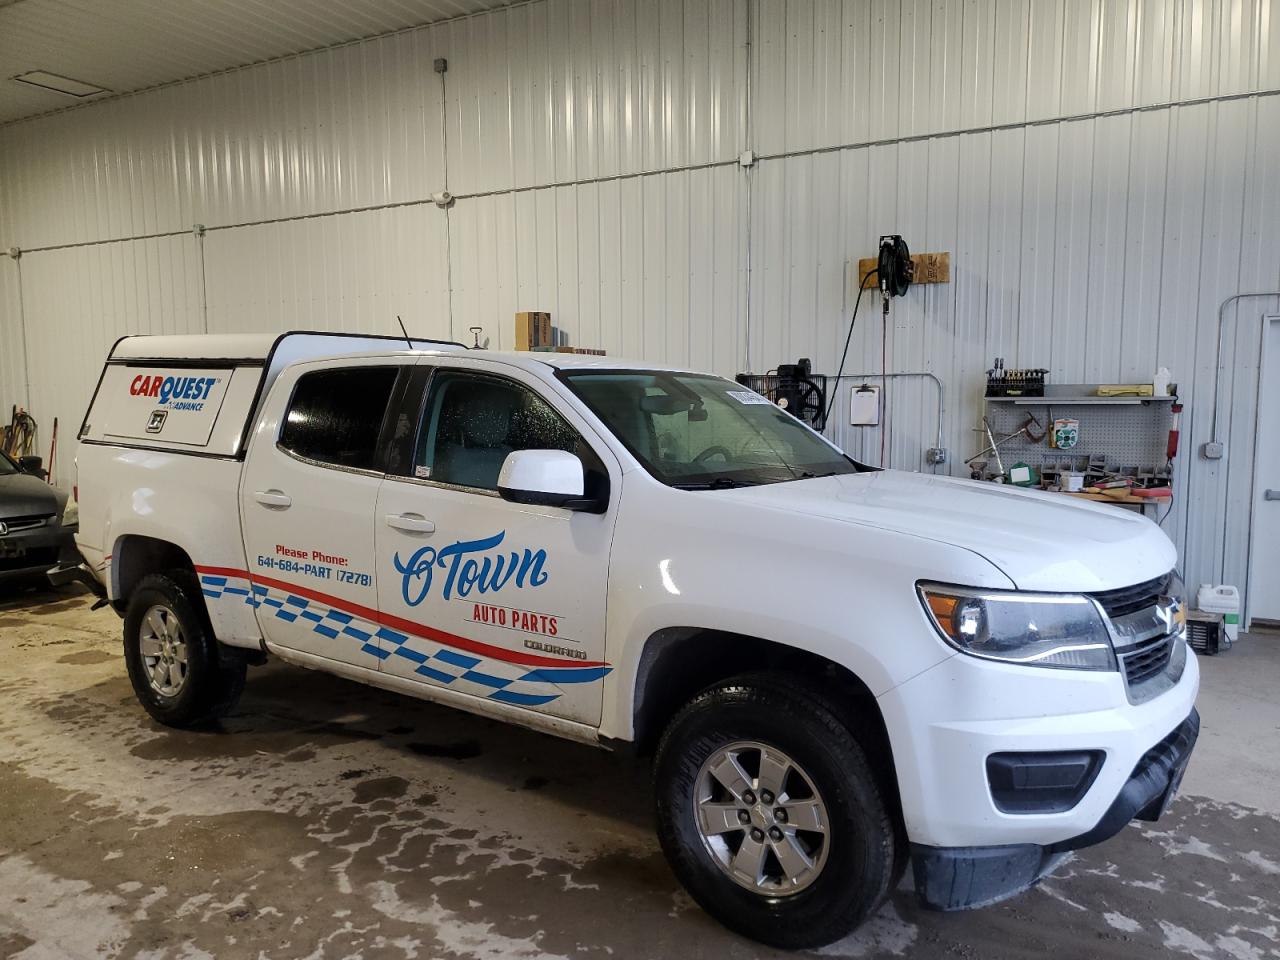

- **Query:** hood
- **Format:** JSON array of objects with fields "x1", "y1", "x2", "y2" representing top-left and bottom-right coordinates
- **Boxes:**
[
  {"x1": 0, "y1": 472, "x2": 61, "y2": 520},
  {"x1": 721, "y1": 470, "x2": 1176, "y2": 593}
]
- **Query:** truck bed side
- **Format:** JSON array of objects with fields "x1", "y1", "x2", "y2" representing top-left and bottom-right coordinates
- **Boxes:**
[{"x1": 75, "y1": 442, "x2": 262, "y2": 649}]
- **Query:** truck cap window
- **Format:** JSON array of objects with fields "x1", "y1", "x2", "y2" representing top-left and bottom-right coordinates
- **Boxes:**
[
  {"x1": 416, "y1": 371, "x2": 585, "y2": 492},
  {"x1": 562, "y1": 371, "x2": 857, "y2": 488},
  {"x1": 279, "y1": 366, "x2": 398, "y2": 471}
]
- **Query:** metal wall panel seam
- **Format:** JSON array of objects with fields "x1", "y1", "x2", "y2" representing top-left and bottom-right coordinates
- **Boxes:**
[
  {"x1": 751, "y1": 85, "x2": 1280, "y2": 164},
  {"x1": 12, "y1": 228, "x2": 196, "y2": 256},
  {"x1": 11, "y1": 254, "x2": 30, "y2": 409},
  {"x1": 742, "y1": 0, "x2": 755, "y2": 371},
  {"x1": 438, "y1": 60, "x2": 456, "y2": 341},
  {"x1": 2, "y1": 157, "x2": 747, "y2": 256},
  {"x1": 1212, "y1": 94, "x2": 1264, "y2": 592},
  {"x1": 197, "y1": 230, "x2": 210, "y2": 333}
]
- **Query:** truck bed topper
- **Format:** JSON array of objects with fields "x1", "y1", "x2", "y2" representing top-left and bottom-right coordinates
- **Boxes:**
[{"x1": 79, "y1": 330, "x2": 466, "y2": 460}]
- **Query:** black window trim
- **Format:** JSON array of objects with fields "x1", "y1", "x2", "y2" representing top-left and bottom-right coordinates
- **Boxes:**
[
  {"x1": 275, "y1": 362, "x2": 410, "y2": 478},
  {"x1": 384, "y1": 364, "x2": 611, "y2": 509}
]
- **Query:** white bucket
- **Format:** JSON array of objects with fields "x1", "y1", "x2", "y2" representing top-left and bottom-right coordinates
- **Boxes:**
[{"x1": 1197, "y1": 584, "x2": 1241, "y2": 645}]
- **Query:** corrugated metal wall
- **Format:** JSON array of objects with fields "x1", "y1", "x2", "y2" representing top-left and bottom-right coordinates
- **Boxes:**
[{"x1": 0, "y1": 0, "x2": 1277, "y2": 614}]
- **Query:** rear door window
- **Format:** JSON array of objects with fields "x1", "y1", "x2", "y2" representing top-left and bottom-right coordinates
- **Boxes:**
[{"x1": 278, "y1": 367, "x2": 399, "y2": 471}]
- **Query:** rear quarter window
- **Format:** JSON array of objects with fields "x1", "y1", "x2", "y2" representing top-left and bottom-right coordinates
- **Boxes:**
[{"x1": 278, "y1": 367, "x2": 399, "y2": 471}]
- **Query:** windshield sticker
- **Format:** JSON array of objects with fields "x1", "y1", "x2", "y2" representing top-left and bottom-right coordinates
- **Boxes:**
[{"x1": 726, "y1": 389, "x2": 773, "y2": 405}]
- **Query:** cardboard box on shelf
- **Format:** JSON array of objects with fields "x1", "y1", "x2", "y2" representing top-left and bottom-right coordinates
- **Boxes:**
[{"x1": 515, "y1": 311, "x2": 552, "y2": 351}]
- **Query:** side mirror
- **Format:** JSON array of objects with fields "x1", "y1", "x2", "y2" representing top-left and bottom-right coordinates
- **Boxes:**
[
  {"x1": 18, "y1": 456, "x2": 46, "y2": 479},
  {"x1": 498, "y1": 450, "x2": 599, "y2": 511}
]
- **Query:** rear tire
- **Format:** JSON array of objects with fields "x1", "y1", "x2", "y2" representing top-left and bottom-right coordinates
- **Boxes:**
[
  {"x1": 654, "y1": 674, "x2": 897, "y2": 949},
  {"x1": 123, "y1": 572, "x2": 245, "y2": 727}
]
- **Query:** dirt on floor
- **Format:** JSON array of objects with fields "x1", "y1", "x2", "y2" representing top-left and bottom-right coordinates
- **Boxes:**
[{"x1": 0, "y1": 583, "x2": 1278, "y2": 960}]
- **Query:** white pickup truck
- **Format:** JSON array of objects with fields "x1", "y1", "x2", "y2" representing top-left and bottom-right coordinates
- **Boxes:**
[{"x1": 70, "y1": 331, "x2": 1199, "y2": 949}]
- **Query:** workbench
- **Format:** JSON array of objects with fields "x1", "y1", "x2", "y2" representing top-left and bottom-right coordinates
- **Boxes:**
[{"x1": 1058, "y1": 490, "x2": 1172, "y2": 518}]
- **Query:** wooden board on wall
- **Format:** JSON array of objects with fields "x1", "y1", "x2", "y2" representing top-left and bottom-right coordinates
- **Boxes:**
[{"x1": 857, "y1": 251, "x2": 950, "y2": 287}]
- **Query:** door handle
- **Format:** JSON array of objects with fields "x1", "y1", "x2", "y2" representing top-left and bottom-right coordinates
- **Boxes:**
[
  {"x1": 1266, "y1": 489, "x2": 1280, "y2": 502},
  {"x1": 386, "y1": 513, "x2": 436, "y2": 534},
  {"x1": 254, "y1": 489, "x2": 292, "y2": 508}
]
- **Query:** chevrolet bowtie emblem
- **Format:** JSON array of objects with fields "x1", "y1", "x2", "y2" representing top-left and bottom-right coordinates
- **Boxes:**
[{"x1": 1157, "y1": 597, "x2": 1184, "y2": 631}]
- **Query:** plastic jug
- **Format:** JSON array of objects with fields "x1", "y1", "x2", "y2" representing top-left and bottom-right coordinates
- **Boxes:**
[
  {"x1": 1154, "y1": 366, "x2": 1172, "y2": 396},
  {"x1": 1197, "y1": 584, "x2": 1241, "y2": 645}
]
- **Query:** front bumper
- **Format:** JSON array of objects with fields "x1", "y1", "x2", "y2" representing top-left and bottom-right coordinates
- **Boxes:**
[
  {"x1": 911, "y1": 708, "x2": 1199, "y2": 910},
  {"x1": 877, "y1": 633, "x2": 1199, "y2": 909},
  {"x1": 0, "y1": 520, "x2": 76, "y2": 582}
]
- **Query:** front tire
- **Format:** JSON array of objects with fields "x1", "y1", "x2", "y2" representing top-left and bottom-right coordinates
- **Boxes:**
[
  {"x1": 123, "y1": 572, "x2": 246, "y2": 727},
  {"x1": 654, "y1": 675, "x2": 897, "y2": 949}
]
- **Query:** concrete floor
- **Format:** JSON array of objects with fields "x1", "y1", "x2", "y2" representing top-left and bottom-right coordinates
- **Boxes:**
[{"x1": 0, "y1": 584, "x2": 1277, "y2": 960}]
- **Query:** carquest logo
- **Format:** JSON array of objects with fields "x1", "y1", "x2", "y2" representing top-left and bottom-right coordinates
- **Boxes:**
[
  {"x1": 129, "y1": 374, "x2": 219, "y2": 411},
  {"x1": 129, "y1": 374, "x2": 219, "y2": 404}
]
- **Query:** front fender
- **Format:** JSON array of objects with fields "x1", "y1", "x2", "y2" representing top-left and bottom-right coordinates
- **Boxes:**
[{"x1": 598, "y1": 480, "x2": 1014, "y2": 742}]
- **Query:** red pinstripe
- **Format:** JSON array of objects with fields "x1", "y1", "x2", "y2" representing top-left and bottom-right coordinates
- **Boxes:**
[{"x1": 195, "y1": 565, "x2": 608, "y2": 669}]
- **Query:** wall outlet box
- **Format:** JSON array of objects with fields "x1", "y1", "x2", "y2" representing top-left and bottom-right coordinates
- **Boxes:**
[
  {"x1": 926, "y1": 447, "x2": 948, "y2": 465},
  {"x1": 1201, "y1": 441, "x2": 1225, "y2": 460}
]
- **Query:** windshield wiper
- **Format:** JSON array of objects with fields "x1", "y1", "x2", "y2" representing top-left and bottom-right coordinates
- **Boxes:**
[{"x1": 671, "y1": 477, "x2": 758, "y2": 490}]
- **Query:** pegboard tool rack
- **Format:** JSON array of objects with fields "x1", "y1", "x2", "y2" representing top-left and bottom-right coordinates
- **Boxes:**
[{"x1": 974, "y1": 384, "x2": 1177, "y2": 486}]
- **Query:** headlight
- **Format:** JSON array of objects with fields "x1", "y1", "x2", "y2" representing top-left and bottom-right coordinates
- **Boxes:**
[
  {"x1": 918, "y1": 583, "x2": 1116, "y2": 671},
  {"x1": 60, "y1": 498, "x2": 78, "y2": 527}
]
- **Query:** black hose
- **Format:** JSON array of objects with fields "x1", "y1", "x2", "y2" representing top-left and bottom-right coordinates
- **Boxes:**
[{"x1": 824, "y1": 268, "x2": 878, "y2": 427}]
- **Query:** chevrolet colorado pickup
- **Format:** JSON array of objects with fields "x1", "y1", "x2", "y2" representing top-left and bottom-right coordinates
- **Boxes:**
[{"x1": 71, "y1": 331, "x2": 1198, "y2": 949}]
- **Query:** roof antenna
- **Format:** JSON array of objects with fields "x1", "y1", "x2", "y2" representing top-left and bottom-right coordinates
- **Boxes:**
[{"x1": 396, "y1": 315, "x2": 412, "y2": 350}]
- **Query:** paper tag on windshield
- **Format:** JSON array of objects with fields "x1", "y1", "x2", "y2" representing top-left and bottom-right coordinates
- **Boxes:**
[{"x1": 726, "y1": 390, "x2": 773, "y2": 405}]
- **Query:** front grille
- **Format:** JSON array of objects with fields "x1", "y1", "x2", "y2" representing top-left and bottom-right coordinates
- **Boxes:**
[
  {"x1": 0, "y1": 514, "x2": 52, "y2": 534},
  {"x1": 1090, "y1": 572, "x2": 1173, "y2": 619},
  {"x1": 1119, "y1": 632, "x2": 1175, "y2": 685}
]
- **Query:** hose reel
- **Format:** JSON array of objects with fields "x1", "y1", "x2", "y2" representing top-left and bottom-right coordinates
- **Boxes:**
[
  {"x1": 825, "y1": 234, "x2": 916, "y2": 429},
  {"x1": 877, "y1": 235, "x2": 913, "y2": 298}
]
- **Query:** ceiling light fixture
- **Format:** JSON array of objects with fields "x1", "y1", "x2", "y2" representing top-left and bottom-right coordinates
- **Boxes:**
[{"x1": 12, "y1": 70, "x2": 109, "y2": 98}]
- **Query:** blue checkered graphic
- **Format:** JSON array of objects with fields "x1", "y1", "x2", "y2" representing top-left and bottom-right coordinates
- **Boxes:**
[{"x1": 199, "y1": 571, "x2": 610, "y2": 708}]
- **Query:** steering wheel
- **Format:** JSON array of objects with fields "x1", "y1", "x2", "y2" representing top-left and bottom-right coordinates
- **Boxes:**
[{"x1": 693, "y1": 445, "x2": 733, "y2": 465}]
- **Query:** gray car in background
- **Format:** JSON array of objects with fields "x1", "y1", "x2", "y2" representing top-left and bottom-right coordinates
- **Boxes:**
[{"x1": 0, "y1": 451, "x2": 77, "y2": 587}]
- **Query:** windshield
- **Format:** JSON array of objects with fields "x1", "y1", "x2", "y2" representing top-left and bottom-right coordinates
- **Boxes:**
[
  {"x1": 0, "y1": 451, "x2": 17, "y2": 476},
  {"x1": 561, "y1": 370, "x2": 860, "y2": 488}
]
